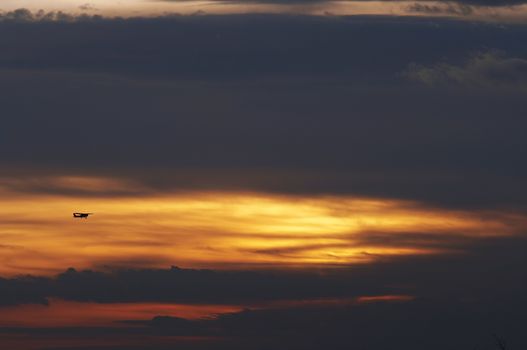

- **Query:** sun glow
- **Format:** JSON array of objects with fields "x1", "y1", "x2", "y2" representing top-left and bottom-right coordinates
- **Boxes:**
[{"x1": 0, "y1": 177, "x2": 523, "y2": 275}]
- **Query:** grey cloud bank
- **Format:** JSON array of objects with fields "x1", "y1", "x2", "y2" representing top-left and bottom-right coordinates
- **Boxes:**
[{"x1": 1, "y1": 14, "x2": 526, "y2": 209}]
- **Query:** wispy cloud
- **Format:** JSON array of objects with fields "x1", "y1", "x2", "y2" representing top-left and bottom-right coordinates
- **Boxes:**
[
  {"x1": 406, "y1": 2, "x2": 474, "y2": 16},
  {"x1": 403, "y1": 51, "x2": 527, "y2": 90}
]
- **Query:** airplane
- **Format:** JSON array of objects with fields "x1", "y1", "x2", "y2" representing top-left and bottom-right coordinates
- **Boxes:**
[{"x1": 73, "y1": 213, "x2": 93, "y2": 219}]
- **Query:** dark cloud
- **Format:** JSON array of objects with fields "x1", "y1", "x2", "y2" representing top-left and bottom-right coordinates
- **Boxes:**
[
  {"x1": 9, "y1": 266, "x2": 390, "y2": 304},
  {"x1": 141, "y1": 300, "x2": 527, "y2": 350},
  {"x1": 0, "y1": 176, "x2": 149, "y2": 198},
  {"x1": 159, "y1": 0, "x2": 527, "y2": 8},
  {"x1": 2, "y1": 13, "x2": 525, "y2": 80},
  {"x1": 0, "y1": 14, "x2": 526, "y2": 209},
  {"x1": 0, "y1": 276, "x2": 49, "y2": 306},
  {"x1": 404, "y1": 51, "x2": 527, "y2": 89},
  {"x1": 440, "y1": 0, "x2": 527, "y2": 6},
  {"x1": 3, "y1": 285, "x2": 527, "y2": 350},
  {"x1": 0, "y1": 13, "x2": 524, "y2": 218},
  {"x1": 0, "y1": 9, "x2": 102, "y2": 22},
  {"x1": 407, "y1": 2, "x2": 474, "y2": 15}
]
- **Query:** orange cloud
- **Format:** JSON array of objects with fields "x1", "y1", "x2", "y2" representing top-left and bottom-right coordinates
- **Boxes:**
[
  {"x1": 0, "y1": 176, "x2": 524, "y2": 276},
  {"x1": 0, "y1": 299, "x2": 240, "y2": 327}
]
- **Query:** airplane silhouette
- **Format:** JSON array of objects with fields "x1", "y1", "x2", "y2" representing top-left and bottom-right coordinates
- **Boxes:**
[{"x1": 73, "y1": 213, "x2": 93, "y2": 219}]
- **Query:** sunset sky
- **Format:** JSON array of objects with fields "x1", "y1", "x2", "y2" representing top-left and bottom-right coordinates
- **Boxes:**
[{"x1": 1, "y1": 1, "x2": 527, "y2": 350}]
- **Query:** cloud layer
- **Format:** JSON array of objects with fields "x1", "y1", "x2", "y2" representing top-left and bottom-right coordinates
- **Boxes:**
[
  {"x1": 0, "y1": 11, "x2": 526, "y2": 350},
  {"x1": 1, "y1": 233, "x2": 525, "y2": 305},
  {"x1": 0, "y1": 14, "x2": 526, "y2": 210},
  {"x1": 1, "y1": 235, "x2": 526, "y2": 349}
]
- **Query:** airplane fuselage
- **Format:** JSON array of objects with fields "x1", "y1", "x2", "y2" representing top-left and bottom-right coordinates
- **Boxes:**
[{"x1": 73, "y1": 213, "x2": 92, "y2": 218}]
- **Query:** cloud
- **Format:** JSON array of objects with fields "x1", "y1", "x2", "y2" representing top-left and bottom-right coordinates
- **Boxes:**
[
  {"x1": 79, "y1": 3, "x2": 98, "y2": 12},
  {"x1": 0, "y1": 235, "x2": 525, "y2": 348},
  {"x1": 0, "y1": 9, "x2": 525, "y2": 350},
  {"x1": 0, "y1": 235, "x2": 525, "y2": 306},
  {"x1": 0, "y1": 14, "x2": 526, "y2": 210},
  {"x1": 2, "y1": 291, "x2": 527, "y2": 349},
  {"x1": 0, "y1": 175, "x2": 149, "y2": 197},
  {"x1": 0, "y1": 276, "x2": 49, "y2": 306},
  {"x1": 159, "y1": 0, "x2": 527, "y2": 7},
  {"x1": 0, "y1": 267, "x2": 382, "y2": 306},
  {"x1": 403, "y1": 51, "x2": 527, "y2": 89},
  {"x1": 0, "y1": 9, "x2": 102, "y2": 22},
  {"x1": 445, "y1": 0, "x2": 527, "y2": 6},
  {"x1": 407, "y1": 2, "x2": 474, "y2": 15},
  {"x1": 140, "y1": 296, "x2": 527, "y2": 350},
  {"x1": 241, "y1": 231, "x2": 479, "y2": 258},
  {"x1": 1, "y1": 12, "x2": 525, "y2": 80}
]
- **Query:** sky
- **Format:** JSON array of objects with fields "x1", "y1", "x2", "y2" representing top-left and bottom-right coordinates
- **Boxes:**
[{"x1": 0, "y1": 1, "x2": 527, "y2": 350}]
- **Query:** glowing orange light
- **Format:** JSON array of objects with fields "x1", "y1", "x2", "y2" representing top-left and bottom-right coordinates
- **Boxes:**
[{"x1": 0, "y1": 177, "x2": 524, "y2": 275}]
